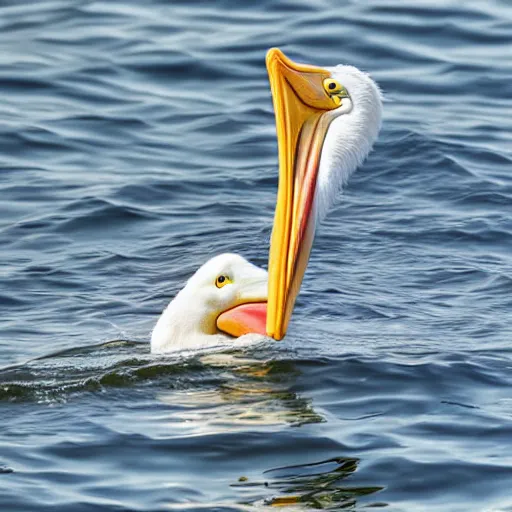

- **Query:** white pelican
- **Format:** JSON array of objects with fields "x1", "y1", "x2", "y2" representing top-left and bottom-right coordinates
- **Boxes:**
[{"x1": 151, "y1": 48, "x2": 382, "y2": 353}]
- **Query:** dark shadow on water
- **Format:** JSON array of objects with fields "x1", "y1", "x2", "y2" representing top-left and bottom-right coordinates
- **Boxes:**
[
  {"x1": 0, "y1": 339, "x2": 155, "y2": 403},
  {"x1": 233, "y1": 457, "x2": 385, "y2": 509}
]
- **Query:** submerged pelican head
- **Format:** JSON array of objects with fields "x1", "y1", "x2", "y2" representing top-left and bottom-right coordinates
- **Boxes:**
[
  {"x1": 151, "y1": 253, "x2": 267, "y2": 352},
  {"x1": 151, "y1": 49, "x2": 382, "y2": 352}
]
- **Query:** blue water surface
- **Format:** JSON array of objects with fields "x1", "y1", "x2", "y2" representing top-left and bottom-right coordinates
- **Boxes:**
[{"x1": 1, "y1": 0, "x2": 512, "y2": 510}]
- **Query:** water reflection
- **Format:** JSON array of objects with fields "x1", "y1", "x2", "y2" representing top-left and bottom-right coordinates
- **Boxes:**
[
  {"x1": 157, "y1": 354, "x2": 384, "y2": 508},
  {"x1": 158, "y1": 353, "x2": 324, "y2": 432}
]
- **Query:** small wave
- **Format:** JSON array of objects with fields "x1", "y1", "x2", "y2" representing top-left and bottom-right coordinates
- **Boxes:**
[
  {"x1": 0, "y1": 338, "x2": 273, "y2": 403},
  {"x1": 56, "y1": 197, "x2": 158, "y2": 234}
]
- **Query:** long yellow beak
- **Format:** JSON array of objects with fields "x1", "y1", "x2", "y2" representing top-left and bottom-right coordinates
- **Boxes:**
[{"x1": 265, "y1": 48, "x2": 346, "y2": 340}]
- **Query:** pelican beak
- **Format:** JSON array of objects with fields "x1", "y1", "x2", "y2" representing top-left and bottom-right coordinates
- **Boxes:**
[
  {"x1": 265, "y1": 48, "x2": 345, "y2": 340},
  {"x1": 217, "y1": 302, "x2": 267, "y2": 338}
]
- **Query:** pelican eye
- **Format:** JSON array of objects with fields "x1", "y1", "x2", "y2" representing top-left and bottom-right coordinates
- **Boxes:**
[
  {"x1": 323, "y1": 78, "x2": 349, "y2": 106},
  {"x1": 323, "y1": 78, "x2": 342, "y2": 94},
  {"x1": 215, "y1": 275, "x2": 232, "y2": 288}
]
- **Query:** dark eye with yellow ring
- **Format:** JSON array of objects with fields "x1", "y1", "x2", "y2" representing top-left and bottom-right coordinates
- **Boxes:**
[
  {"x1": 215, "y1": 275, "x2": 231, "y2": 288},
  {"x1": 323, "y1": 78, "x2": 342, "y2": 94},
  {"x1": 323, "y1": 78, "x2": 349, "y2": 107}
]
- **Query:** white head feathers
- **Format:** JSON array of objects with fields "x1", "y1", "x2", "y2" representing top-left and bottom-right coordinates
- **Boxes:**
[{"x1": 316, "y1": 65, "x2": 383, "y2": 221}]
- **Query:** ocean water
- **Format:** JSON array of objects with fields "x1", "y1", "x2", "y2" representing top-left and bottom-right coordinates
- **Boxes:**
[{"x1": 1, "y1": 0, "x2": 512, "y2": 510}]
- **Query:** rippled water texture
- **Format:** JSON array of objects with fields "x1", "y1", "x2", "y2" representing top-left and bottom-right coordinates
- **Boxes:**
[{"x1": 1, "y1": 1, "x2": 512, "y2": 510}]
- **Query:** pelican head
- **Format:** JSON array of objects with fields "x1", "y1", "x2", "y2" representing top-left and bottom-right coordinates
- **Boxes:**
[
  {"x1": 266, "y1": 48, "x2": 382, "y2": 340},
  {"x1": 151, "y1": 253, "x2": 268, "y2": 352}
]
